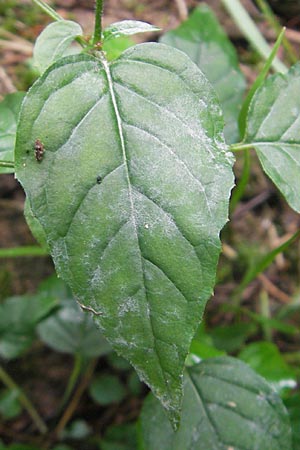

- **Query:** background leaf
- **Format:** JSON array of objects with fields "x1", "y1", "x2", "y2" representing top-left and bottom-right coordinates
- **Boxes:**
[
  {"x1": 244, "y1": 63, "x2": 300, "y2": 212},
  {"x1": 160, "y1": 5, "x2": 246, "y2": 144},
  {"x1": 0, "y1": 292, "x2": 57, "y2": 360},
  {"x1": 238, "y1": 341, "x2": 297, "y2": 393},
  {"x1": 0, "y1": 92, "x2": 25, "y2": 173},
  {"x1": 15, "y1": 44, "x2": 234, "y2": 426},
  {"x1": 89, "y1": 374, "x2": 126, "y2": 405},
  {"x1": 139, "y1": 356, "x2": 292, "y2": 450},
  {"x1": 33, "y1": 20, "x2": 83, "y2": 74},
  {"x1": 37, "y1": 297, "x2": 111, "y2": 358}
]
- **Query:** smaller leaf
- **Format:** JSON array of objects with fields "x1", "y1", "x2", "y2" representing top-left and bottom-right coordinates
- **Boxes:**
[
  {"x1": 33, "y1": 20, "x2": 83, "y2": 73},
  {"x1": 210, "y1": 322, "x2": 257, "y2": 352},
  {"x1": 100, "y1": 423, "x2": 138, "y2": 450},
  {"x1": 60, "y1": 419, "x2": 91, "y2": 440},
  {"x1": 0, "y1": 293, "x2": 58, "y2": 359},
  {"x1": 103, "y1": 20, "x2": 160, "y2": 42},
  {"x1": 0, "y1": 388, "x2": 22, "y2": 419},
  {"x1": 89, "y1": 374, "x2": 126, "y2": 405},
  {"x1": 0, "y1": 92, "x2": 25, "y2": 174},
  {"x1": 238, "y1": 341, "x2": 297, "y2": 393},
  {"x1": 243, "y1": 63, "x2": 300, "y2": 212},
  {"x1": 139, "y1": 356, "x2": 292, "y2": 450},
  {"x1": 37, "y1": 298, "x2": 111, "y2": 358}
]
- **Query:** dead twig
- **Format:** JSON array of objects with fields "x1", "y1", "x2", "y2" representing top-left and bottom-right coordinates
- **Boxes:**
[
  {"x1": 258, "y1": 273, "x2": 291, "y2": 304},
  {"x1": 174, "y1": 0, "x2": 188, "y2": 21}
]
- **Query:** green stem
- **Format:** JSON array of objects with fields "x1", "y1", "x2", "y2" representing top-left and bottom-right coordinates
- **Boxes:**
[
  {"x1": 0, "y1": 246, "x2": 49, "y2": 258},
  {"x1": 0, "y1": 160, "x2": 14, "y2": 169},
  {"x1": 32, "y1": 0, "x2": 63, "y2": 21},
  {"x1": 58, "y1": 353, "x2": 83, "y2": 412},
  {"x1": 238, "y1": 27, "x2": 286, "y2": 137},
  {"x1": 256, "y1": 0, "x2": 298, "y2": 64},
  {"x1": 230, "y1": 149, "x2": 250, "y2": 213},
  {"x1": 93, "y1": 0, "x2": 104, "y2": 45},
  {"x1": 220, "y1": 0, "x2": 287, "y2": 73},
  {"x1": 0, "y1": 365, "x2": 48, "y2": 434},
  {"x1": 230, "y1": 142, "x2": 254, "y2": 152}
]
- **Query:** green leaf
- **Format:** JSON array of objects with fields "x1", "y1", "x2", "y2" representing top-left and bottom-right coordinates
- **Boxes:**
[
  {"x1": 103, "y1": 21, "x2": 160, "y2": 42},
  {"x1": 37, "y1": 298, "x2": 111, "y2": 358},
  {"x1": 33, "y1": 20, "x2": 83, "y2": 74},
  {"x1": 238, "y1": 341, "x2": 297, "y2": 393},
  {"x1": 0, "y1": 293, "x2": 58, "y2": 359},
  {"x1": 284, "y1": 393, "x2": 300, "y2": 450},
  {"x1": 210, "y1": 322, "x2": 257, "y2": 352},
  {"x1": 0, "y1": 92, "x2": 25, "y2": 173},
  {"x1": 15, "y1": 44, "x2": 234, "y2": 426},
  {"x1": 243, "y1": 63, "x2": 300, "y2": 212},
  {"x1": 103, "y1": 36, "x2": 135, "y2": 61},
  {"x1": 0, "y1": 388, "x2": 22, "y2": 419},
  {"x1": 89, "y1": 374, "x2": 126, "y2": 405},
  {"x1": 60, "y1": 419, "x2": 91, "y2": 440},
  {"x1": 100, "y1": 423, "x2": 138, "y2": 450},
  {"x1": 160, "y1": 5, "x2": 246, "y2": 144},
  {"x1": 139, "y1": 357, "x2": 292, "y2": 450}
]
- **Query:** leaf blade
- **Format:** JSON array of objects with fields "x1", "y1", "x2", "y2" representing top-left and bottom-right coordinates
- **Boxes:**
[
  {"x1": 15, "y1": 44, "x2": 234, "y2": 425},
  {"x1": 140, "y1": 357, "x2": 292, "y2": 450},
  {"x1": 244, "y1": 63, "x2": 300, "y2": 212},
  {"x1": 103, "y1": 20, "x2": 160, "y2": 41}
]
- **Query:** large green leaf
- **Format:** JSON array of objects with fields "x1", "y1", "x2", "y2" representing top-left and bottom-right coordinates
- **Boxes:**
[
  {"x1": 139, "y1": 357, "x2": 292, "y2": 450},
  {"x1": 160, "y1": 5, "x2": 246, "y2": 144},
  {"x1": 0, "y1": 92, "x2": 25, "y2": 173},
  {"x1": 243, "y1": 63, "x2": 300, "y2": 212},
  {"x1": 15, "y1": 44, "x2": 234, "y2": 425}
]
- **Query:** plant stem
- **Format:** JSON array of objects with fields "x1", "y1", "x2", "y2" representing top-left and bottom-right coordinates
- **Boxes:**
[
  {"x1": 93, "y1": 0, "x2": 104, "y2": 45},
  {"x1": 238, "y1": 27, "x2": 286, "y2": 137},
  {"x1": 58, "y1": 353, "x2": 83, "y2": 413},
  {"x1": 0, "y1": 246, "x2": 49, "y2": 258},
  {"x1": 256, "y1": 0, "x2": 298, "y2": 64},
  {"x1": 0, "y1": 160, "x2": 14, "y2": 168},
  {"x1": 55, "y1": 359, "x2": 97, "y2": 437},
  {"x1": 0, "y1": 365, "x2": 48, "y2": 434},
  {"x1": 230, "y1": 142, "x2": 254, "y2": 152},
  {"x1": 31, "y1": 0, "x2": 63, "y2": 21},
  {"x1": 230, "y1": 149, "x2": 250, "y2": 213},
  {"x1": 220, "y1": 0, "x2": 287, "y2": 73}
]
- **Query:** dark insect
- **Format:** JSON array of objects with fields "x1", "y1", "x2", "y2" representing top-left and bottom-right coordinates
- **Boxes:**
[
  {"x1": 96, "y1": 175, "x2": 102, "y2": 184},
  {"x1": 34, "y1": 139, "x2": 44, "y2": 162}
]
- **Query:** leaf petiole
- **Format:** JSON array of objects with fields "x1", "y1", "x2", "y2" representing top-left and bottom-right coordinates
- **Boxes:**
[{"x1": 0, "y1": 160, "x2": 14, "y2": 168}]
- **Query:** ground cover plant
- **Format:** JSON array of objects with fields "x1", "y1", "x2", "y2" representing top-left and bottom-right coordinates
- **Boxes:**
[{"x1": 0, "y1": 0, "x2": 300, "y2": 448}]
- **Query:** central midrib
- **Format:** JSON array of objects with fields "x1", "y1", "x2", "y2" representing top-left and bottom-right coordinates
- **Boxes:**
[{"x1": 100, "y1": 54, "x2": 173, "y2": 394}]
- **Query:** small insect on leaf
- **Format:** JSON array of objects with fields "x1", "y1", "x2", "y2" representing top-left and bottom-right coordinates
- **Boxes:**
[{"x1": 34, "y1": 139, "x2": 45, "y2": 162}]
